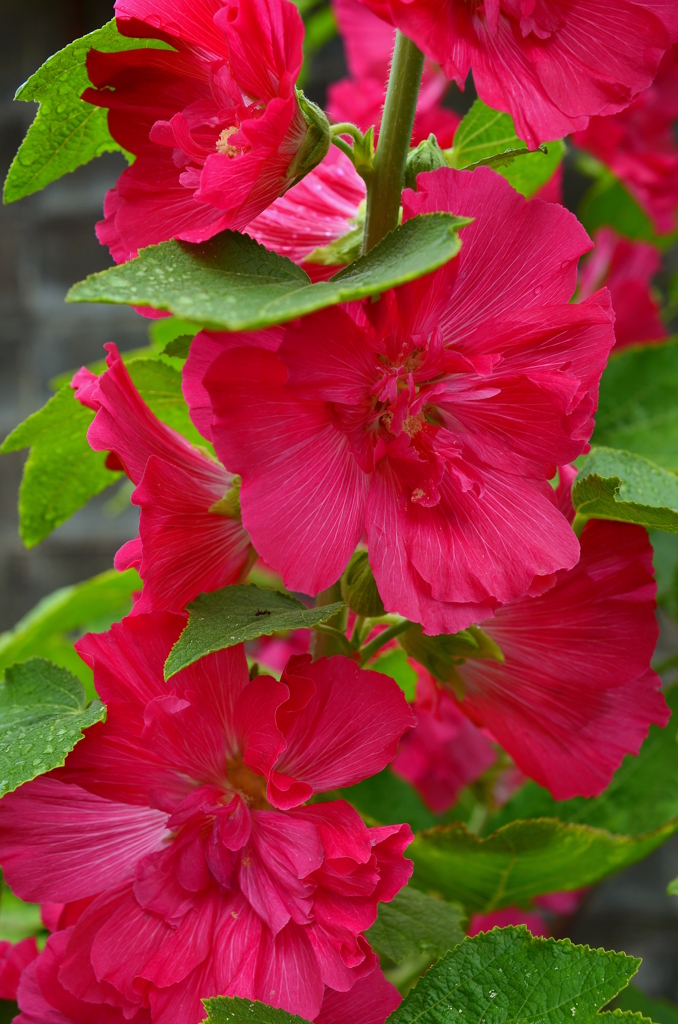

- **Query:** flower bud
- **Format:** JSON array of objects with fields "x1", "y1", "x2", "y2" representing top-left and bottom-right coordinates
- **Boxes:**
[
  {"x1": 288, "y1": 92, "x2": 332, "y2": 188},
  {"x1": 403, "y1": 134, "x2": 447, "y2": 192},
  {"x1": 341, "y1": 550, "x2": 385, "y2": 617}
]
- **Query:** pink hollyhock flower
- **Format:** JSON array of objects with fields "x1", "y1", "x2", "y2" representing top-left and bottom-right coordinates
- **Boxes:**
[
  {"x1": 354, "y1": 0, "x2": 678, "y2": 149},
  {"x1": 451, "y1": 465, "x2": 669, "y2": 799},
  {"x1": 327, "y1": 0, "x2": 459, "y2": 147},
  {"x1": 199, "y1": 167, "x2": 614, "y2": 634},
  {"x1": 578, "y1": 228, "x2": 668, "y2": 351},
  {"x1": 84, "y1": 0, "x2": 327, "y2": 263},
  {"x1": 468, "y1": 908, "x2": 549, "y2": 938},
  {"x1": 392, "y1": 670, "x2": 496, "y2": 812},
  {"x1": 0, "y1": 936, "x2": 39, "y2": 1001},
  {"x1": 574, "y1": 45, "x2": 678, "y2": 233},
  {"x1": 72, "y1": 343, "x2": 252, "y2": 614},
  {"x1": 0, "y1": 614, "x2": 414, "y2": 1023}
]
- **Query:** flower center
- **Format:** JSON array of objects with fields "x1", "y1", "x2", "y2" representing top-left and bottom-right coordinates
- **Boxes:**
[
  {"x1": 402, "y1": 411, "x2": 425, "y2": 437},
  {"x1": 216, "y1": 126, "x2": 240, "y2": 157},
  {"x1": 226, "y1": 757, "x2": 271, "y2": 809}
]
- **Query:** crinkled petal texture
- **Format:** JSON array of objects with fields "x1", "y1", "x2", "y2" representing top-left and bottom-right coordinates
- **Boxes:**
[
  {"x1": 392, "y1": 671, "x2": 496, "y2": 812},
  {"x1": 0, "y1": 613, "x2": 414, "y2": 1023},
  {"x1": 202, "y1": 168, "x2": 614, "y2": 634},
  {"x1": 456, "y1": 510, "x2": 669, "y2": 799},
  {"x1": 578, "y1": 228, "x2": 668, "y2": 350},
  {"x1": 355, "y1": 0, "x2": 678, "y2": 148},
  {"x1": 574, "y1": 44, "x2": 678, "y2": 233},
  {"x1": 73, "y1": 344, "x2": 251, "y2": 615},
  {"x1": 85, "y1": 0, "x2": 308, "y2": 261}
]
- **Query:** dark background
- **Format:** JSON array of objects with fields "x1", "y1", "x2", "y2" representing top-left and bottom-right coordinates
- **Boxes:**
[{"x1": 1, "y1": 0, "x2": 678, "y2": 1001}]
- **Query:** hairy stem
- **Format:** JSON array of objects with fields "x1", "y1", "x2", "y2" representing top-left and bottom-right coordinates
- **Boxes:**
[{"x1": 362, "y1": 31, "x2": 425, "y2": 253}]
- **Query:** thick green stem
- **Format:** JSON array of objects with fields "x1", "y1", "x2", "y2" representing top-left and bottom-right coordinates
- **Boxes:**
[
  {"x1": 311, "y1": 582, "x2": 348, "y2": 659},
  {"x1": 362, "y1": 32, "x2": 425, "y2": 253}
]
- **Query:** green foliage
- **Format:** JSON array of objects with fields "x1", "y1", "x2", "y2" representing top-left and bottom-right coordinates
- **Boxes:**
[
  {"x1": 447, "y1": 100, "x2": 565, "y2": 198},
  {"x1": 4, "y1": 20, "x2": 171, "y2": 203},
  {"x1": 613, "y1": 986, "x2": 678, "y2": 1024},
  {"x1": 366, "y1": 886, "x2": 465, "y2": 966},
  {"x1": 578, "y1": 170, "x2": 678, "y2": 251},
  {"x1": 341, "y1": 550, "x2": 385, "y2": 617},
  {"x1": 126, "y1": 357, "x2": 209, "y2": 449},
  {"x1": 0, "y1": 888, "x2": 43, "y2": 943},
  {"x1": 371, "y1": 648, "x2": 418, "y2": 701},
  {"x1": 327, "y1": 767, "x2": 443, "y2": 832},
  {"x1": 203, "y1": 996, "x2": 306, "y2": 1024},
  {"x1": 409, "y1": 816, "x2": 678, "y2": 913},
  {"x1": 1, "y1": 385, "x2": 120, "y2": 547},
  {"x1": 389, "y1": 927, "x2": 639, "y2": 1024},
  {"x1": 593, "y1": 339, "x2": 678, "y2": 469},
  {"x1": 66, "y1": 214, "x2": 470, "y2": 330},
  {"x1": 490, "y1": 688, "x2": 678, "y2": 837},
  {"x1": 398, "y1": 624, "x2": 503, "y2": 687},
  {"x1": 0, "y1": 568, "x2": 140, "y2": 691},
  {"x1": 0, "y1": 659, "x2": 104, "y2": 796},
  {"x1": 572, "y1": 447, "x2": 678, "y2": 533},
  {"x1": 165, "y1": 585, "x2": 344, "y2": 678}
]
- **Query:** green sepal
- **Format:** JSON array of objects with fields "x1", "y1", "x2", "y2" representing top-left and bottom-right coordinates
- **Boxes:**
[
  {"x1": 341, "y1": 550, "x2": 385, "y2": 617},
  {"x1": 398, "y1": 623, "x2": 503, "y2": 693},
  {"x1": 288, "y1": 92, "x2": 331, "y2": 187},
  {"x1": 404, "y1": 134, "x2": 447, "y2": 191}
]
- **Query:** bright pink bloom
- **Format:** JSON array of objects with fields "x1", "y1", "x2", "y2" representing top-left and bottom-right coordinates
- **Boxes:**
[
  {"x1": 327, "y1": 0, "x2": 459, "y2": 147},
  {"x1": 72, "y1": 343, "x2": 251, "y2": 615},
  {"x1": 0, "y1": 614, "x2": 414, "y2": 1023},
  {"x1": 574, "y1": 45, "x2": 678, "y2": 233},
  {"x1": 452, "y1": 465, "x2": 669, "y2": 799},
  {"x1": 392, "y1": 671, "x2": 496, "y2": 812},
  {"x1": 468, "y1": 908, "x2": 549, "y2": 938},
  {"x1": 355, "y1": 0, "x2": 678, "y2": 149},
  {"x1": 84, "y1": 0, "x2": 316, "y2": 262},
  {"x1": 578, "y1": 228, "x2": 668, "y2": 350},
  {"x1": 0, "y1": 937, "x2": 39, "y2": 1001},
  {"x1": 199, "y1": 167, "x2": 614, "y2": 634}
]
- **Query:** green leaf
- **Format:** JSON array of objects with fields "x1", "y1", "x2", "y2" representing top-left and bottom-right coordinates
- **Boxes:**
[
  {"x1": 447, "y1": 100, "x2": 565, "y2": 198},
  {"x1": 203, "y1": 996, "x2": 306, "y2": 1024},
  {"x1": 0, "y1": 659, "x2": 104, "y2": 796},
  {"x1": 572, "y1": 447, "x2": 678, "y2": 533},
  {"x1": 66, "y1": 214, "x2": 470, "y2": 330},
  {"x1": 162, "y1": 334, "x2": 195, "y2": 359},
  {"x1": 389, "y1": 926, "x2": 639, "y2": 1024},
  {"x1": 613, "y1": 985, "x2": 678, "y2": 1024},
  {"x1": 366, "y1": 886, "x2": 465, "y2": 966},
  {"x1": 0, "y1": 568, "x2": 140, "y2": 683},
  {"x1": 593, "y1": 338, "x2": 678, "y2": 469},
  {"x1": 489, "y1": 687, "x2": 678, "y2": 838},
  {"x1": 371, "y1": 649, "x2": 418, "y2": 701},
  {"x1": 409, "y1": 815, "x2": 678, "y2": 914},
  {"x1": 1, "y1": 385, "x2": 120, "y2": 547},
  {"x1": 0, "y1": 888, "x2": 43, "y2": 943},
  {"x1": 578, "y1": 170, "x2": 678, "y2": 251},
  {"x1": 4, "y1": 20, "x2": 171, "y2": 203},
  {"x1": 165, "y1": 584, "x2": 344, "y2": 678},
  {"x1": 126, "y1": 357, "x2": 210, "y2": 449},
  {"x1": 322, "y1": 766, "x2": 444, "y2": 833}
]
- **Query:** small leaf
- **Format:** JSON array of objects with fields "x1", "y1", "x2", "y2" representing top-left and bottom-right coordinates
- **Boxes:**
[
  {"x1": 202, "y1": 996, "x2": 306, "y2": 1024},
  {"x1": 366, "y1": 887, "x2": 465, "y2": 966},
  {"x1": 162, "y1": 334, "x2": 195, "y2": 359},
  {"x1": 1, "y1": 385, "x2": 120, "y2": 547},
  {"x1": 0, "y1": 659, "x2": 105, "y2": 796},
  {"x1": 0, "y1": 568, "x2": 140, "y2": 678},
  {"x1": 341, "y1": 550, "x2": 385, "y2": 617},
  {"x1": 409, "y1": 816, "x2": 678, "y2": 914},
  {"x1": 593, "y1": 338, "x2": 678, "y2": 469},
  {"x1": 389, "y1": 926, "x2": 639, "y2": 1024},
  {"x1": 66, "y1": 214, "x2": 470, "y2": 330},
  {"x1": 572, "y1": 447, "x2": 678, "y2": 533},
  {"x1": 447, "y1": 100, "x2": 565, "y2": 198},
  {"x1": 4, "y1": 20, "x2": 171, "y2": 203},
  {"x1": 165, "y1": 585, "x2": 344, "y2": 678}
]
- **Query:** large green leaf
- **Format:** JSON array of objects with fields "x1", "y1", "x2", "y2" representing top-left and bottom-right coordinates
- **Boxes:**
[
  {"x1": 0, "y1": 568, "x2": 140, "y2": 688},
  {"x1": 0, "y1": 659, "x2": 104, "y2": 796},
  {"x1": 489, "y1": 687, "x2": 678, "y2": 838},
  {"x1": 165, "y1": 584, "x2": 345, "y2": 678},
  {"x1": 1, "y1": 385, "x2": 120, "y2": 547},
  {"x1": 203, "y1": 997, "x2": 305, "y2": 1024},
  {"x1": 389, "y1": 927, "x2": 639, "y2": 1024},
  {"x1": 366, "y1": 886, "x2": 465, "y2": 966},
  {"x1": 66, "y1": 214, "x2": 470, "y2": 330},
  {"x1": 447, "y1": 100, "x2": 565, "y2": 198},
  {"x1": 409, "y1": 815, "x2": 678, "y2": 914},
  {"x1": 593, "y1": 339, "x2": 678, "y2": 469},
  {"x1": 4, "y1": 20, "x2": 171, "y2": 203},
  {"x1": 572, "y1": 447, "x2": 678, "y2": 533}
]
